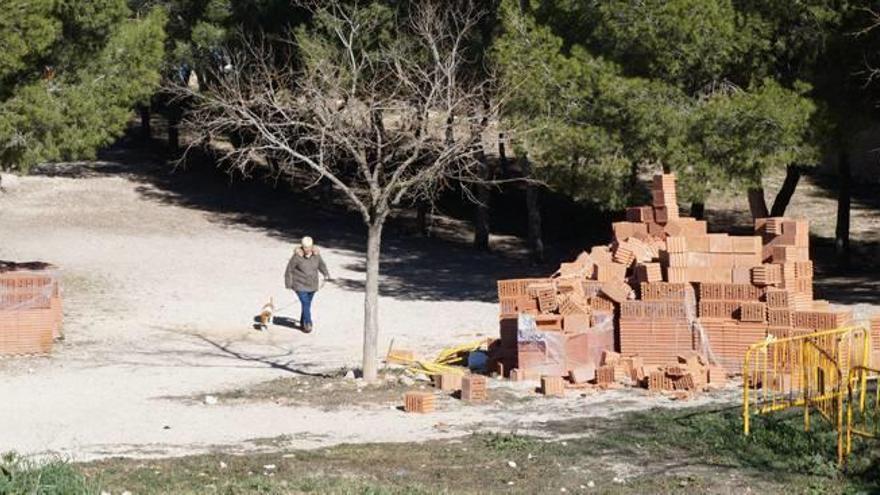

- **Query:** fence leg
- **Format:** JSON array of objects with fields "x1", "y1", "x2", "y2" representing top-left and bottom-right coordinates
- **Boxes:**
[
  {"x1": 837, "y1": 387, "x2": 845, "y2": 466},
  {"x1": 743, "y1": 353, "x2": 751, "y2": 435},
  {"x1": 802, "y1": 341, "x2": 811, "y2": 432}
]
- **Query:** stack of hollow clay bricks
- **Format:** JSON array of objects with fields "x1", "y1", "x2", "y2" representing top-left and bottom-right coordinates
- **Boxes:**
[
  {"x1": 494, "y1": 172, "x2": 869, "y2": 387},
  {"x1": 871, "y1": 315, "x2": 880, "y2": 368},
  {"x1": 0, "y1": 262, "x2": 62, "y2": 356},
  {"x1": 496, "y1": 270, "x2": 616, "y2": 381}
]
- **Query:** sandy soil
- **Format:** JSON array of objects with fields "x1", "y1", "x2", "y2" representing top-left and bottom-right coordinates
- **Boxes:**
[
  {"x1": 0, "y1": 158, "x2": 514, "y2": 460},
  {"x1": 0, "y1": 158, "x2": 875, "y2": 462}
]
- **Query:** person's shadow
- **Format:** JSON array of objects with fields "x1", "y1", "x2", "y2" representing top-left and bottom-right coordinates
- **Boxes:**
[{"x1": 271, "y1": 316, "x2": 301, "y2": 329}]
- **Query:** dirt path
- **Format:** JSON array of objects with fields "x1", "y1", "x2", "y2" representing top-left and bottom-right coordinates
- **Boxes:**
[
  {"x1": 0, "y1": 160, "x2": 875, "y2": 462},
  {"x1": 0, "y1": 162, "x2": 511, "y2": 460}
]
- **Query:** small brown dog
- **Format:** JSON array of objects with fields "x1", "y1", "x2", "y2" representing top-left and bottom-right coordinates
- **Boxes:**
[{"x1": 257, "y1": 297, "x2": 275, "y2": 330}]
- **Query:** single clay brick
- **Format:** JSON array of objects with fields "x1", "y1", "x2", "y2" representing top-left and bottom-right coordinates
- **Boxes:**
[
  {"x1": 404, "y1": 391, "x2": 436, "y2": 413},
  {"x1": 600, "y1": 280, "x2": 633, "y2": 304},
  {"x1": 435, "y1": 373, "x2": 463, "y2": 391},
  {"x1": 626, "y1": 206, "x2": 654, "y2": 223},
  {"x1": 541, "y1": 375, "x2": 566, "y2": 397},
  {"x1": 601, "y1": 350, "x2": 621, "y2": 366},
  {"x1": 563, "y1": 313, "x2": 591, "y2": 334},
  {"x1": 509, "y1": 369, "x2": 522, "y2": 382},
  {"x1": 666, "y1": 236, "x2": 687, "y2": 253},
  {"x1": 596, "y1": 365, "x2": 616, "y2": 385},
  {"x1": 460, "y1": 375, "x2": 488, "y2": 401},
  {"x1": 706, "y1": 365, "x2": 727, "y2": 387},
  {"x1": 570, "y1": 366, "x2": 597, "y2": 384},
  {"x1": 536, "y1": 287, "x2": 558, "y2": 313},
  {"x1": 673, "y1": 373, "x2": 696, "y2": 391}
]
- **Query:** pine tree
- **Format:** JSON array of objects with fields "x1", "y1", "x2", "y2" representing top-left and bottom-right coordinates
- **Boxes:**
[
  {"x1": 498, "y1": 0, "x2": 819, "y2": 216},
  {"x1": 0, "y1": 0, "x2": 166, "y2": 172}
]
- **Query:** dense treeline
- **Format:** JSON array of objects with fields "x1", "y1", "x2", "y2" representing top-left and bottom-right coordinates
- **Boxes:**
[
  {"x1": 2, "y1": 1, "x2": 877, "y2": 212},
  {"x1": 1, "y1": 1, "x2": 877, "y2": 235}
]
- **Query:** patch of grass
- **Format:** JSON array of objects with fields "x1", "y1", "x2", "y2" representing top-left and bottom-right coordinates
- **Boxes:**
[
  {"x1": 0, "y1": 452, "x2": 98, "y2": 495},
  {"x1": 546, "y1": 405, "x2": 880, "y2": 492},
  {"x1": 483, "y1": 432, "x2": 542, "y2": 454},
  {"x1": 6, "y1": 406, "x2": 880, "y2": 494}
]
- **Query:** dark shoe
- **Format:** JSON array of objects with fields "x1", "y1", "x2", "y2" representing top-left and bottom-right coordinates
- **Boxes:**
[{"x1": 303, "y1": 323, "x2": 313, "y2": 333}]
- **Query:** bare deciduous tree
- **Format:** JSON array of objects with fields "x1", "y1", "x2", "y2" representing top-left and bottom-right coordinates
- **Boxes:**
[{"x1": 176, "y1": 0, "x2": 494, "y2": 381}]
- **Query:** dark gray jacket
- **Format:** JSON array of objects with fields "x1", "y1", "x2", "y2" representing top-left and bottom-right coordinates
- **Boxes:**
[{"x1": 284, "y1": 247, "x2": 330, "y2": 292}]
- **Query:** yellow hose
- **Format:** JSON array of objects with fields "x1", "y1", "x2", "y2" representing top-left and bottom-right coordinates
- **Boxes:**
[{"x1": 404, "y1": 339, "x2": 488, "y2": 376}]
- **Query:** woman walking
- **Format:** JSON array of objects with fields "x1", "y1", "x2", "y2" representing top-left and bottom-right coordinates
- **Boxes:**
[{"x1": 284, "y1": 236, "x2": 331, "y2": 333}]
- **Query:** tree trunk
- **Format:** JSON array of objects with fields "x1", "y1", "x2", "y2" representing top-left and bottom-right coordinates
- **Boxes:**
[
  {"x1": 474, "y1": 159, "x2": 491, "y2": 251},
  {"x1": 690, "y1": 202, "x2": 705, "y2": 220},
  {"x1": 770, "y1": 165, "x2": 802, "y2": 217},
  {"x1": 139, "y1": 104, "x2": 151, "y2": 141},
  {"x1": 747, "y1": 188, "x2": 769, "y2": 219},
  {"x1": 167, "y1": 105, "x2": 183, "y2": 152},
  {"x1": 835, "y1": 151, "x2": 851, "y2": 259},
  {"x1": 521, "y1": 157, "x2": 543, "y2": 263},
  {"x1": 362, "y1": 222, "x2": 383, "y2": 382},
  {"x1": 168, "y1": 114, "x2": 180, "y2": 152},
  {"x1": 498, "y1": 133, "x2": 509, "y2": 177},
  {"x1": 416, "y1": 202, "x2": 430, "y2": 237},
  {"x1": 628, "y1": 161, "x2": 639, "y2": 191}
]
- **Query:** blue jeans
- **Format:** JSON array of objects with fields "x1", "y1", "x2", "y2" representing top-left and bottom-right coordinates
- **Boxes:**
[{"x1": 296, "y1": 291, "x2": 315, "y2": 326}]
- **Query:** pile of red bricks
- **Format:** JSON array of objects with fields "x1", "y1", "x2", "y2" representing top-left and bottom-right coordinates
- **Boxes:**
[
  {"x1": 0, "y1": 262, "x2": 62, "y2": 355},
  {"x1": 494, "y1": 172, "x2": 869, "y2": 389},
  {"x1": 495, "y1": 272, "x2": 615, "y2": 381}
]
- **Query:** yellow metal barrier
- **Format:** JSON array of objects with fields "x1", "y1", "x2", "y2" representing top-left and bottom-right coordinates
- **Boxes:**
[
  {"x1": 843, "y1": 365, "x2": 880, "y2": 464},
  {"x1": 742, "y1": 324, "x2": 871, "y2": 438}
]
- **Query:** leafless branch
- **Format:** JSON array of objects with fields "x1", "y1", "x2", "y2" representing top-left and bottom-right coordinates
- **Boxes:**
[{"x1": 171, "y1": 0, "x2": 496, "y2": 227}]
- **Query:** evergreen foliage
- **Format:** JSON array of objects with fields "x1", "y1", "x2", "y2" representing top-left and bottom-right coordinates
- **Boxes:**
[
  {"x1": 495, "y1": 0, "x2": 821, "y2": 208},
  {"x1": 0, "y1": 0, "x2": 166, "y2": 172}
]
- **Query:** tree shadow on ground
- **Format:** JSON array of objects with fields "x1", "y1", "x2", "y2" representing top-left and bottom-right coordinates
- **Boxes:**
[
  {"x1": 33, "y1": 141, "x2": 549, "y2": 303},
  {"x1": 93, "y1": 340, "x2": 328, "y2": 377},
  {"x1": 38, "y1": 134, "x2": 875, "y2": 307},
  {"x1": 85, "y1": 326, "x2": 328, "y2": 375},
  {"x1": 805, "y1": 171, "x2": 880, "y2": 212},
  {"x1": 192, "y1": 334, "x2": 332, "y2": 377}
]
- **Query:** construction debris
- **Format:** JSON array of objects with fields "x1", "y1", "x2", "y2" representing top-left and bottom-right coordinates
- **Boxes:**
[
  {"x1": 492, "y1": 173, "x2": 863, "y2": 396},
  {"x1": 386, "y1": 349, "x2": 416, "y2": 365}
]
